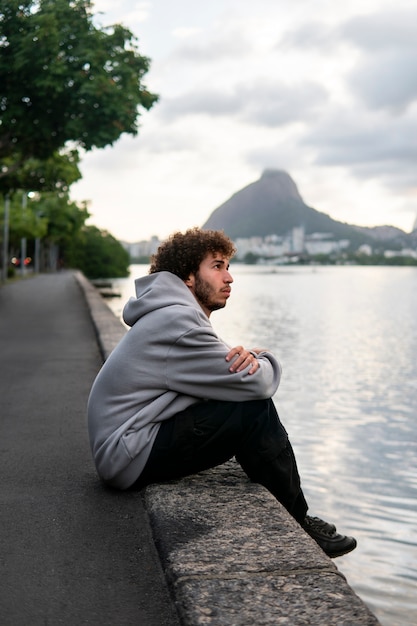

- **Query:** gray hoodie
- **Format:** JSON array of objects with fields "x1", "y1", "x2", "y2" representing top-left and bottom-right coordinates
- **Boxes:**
[{"x1": 87, "y1": 271, "x2": 282, "y2": 489}]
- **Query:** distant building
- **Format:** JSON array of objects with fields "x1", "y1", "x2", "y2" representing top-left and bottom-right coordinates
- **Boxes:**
[
  {"x1": 305, "y1": 233, "x2": 350, "y2": 256},
  {"x1": 384, "y1": 248, "x2": 417, "y2": 259},
  {"x1": 122, "y1": 236, "x2": 161, "y2": 259},
  {"x1": 291, "y1": 226, "x2": 305, "y2": 254},
  {"x1": 357, "y1": 244, "x2": 373, "y2": 256},
  {"x1": 122, "y1": 228, "x2": 416, "y2": 265},
  {"x1": 235, "y1": 228, "x2": 350, "y2": 261}
]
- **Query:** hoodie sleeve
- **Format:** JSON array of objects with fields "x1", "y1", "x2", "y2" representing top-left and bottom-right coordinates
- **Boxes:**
[{"x1": 165, "y1": 322, "x2": 281, "y2": 402}]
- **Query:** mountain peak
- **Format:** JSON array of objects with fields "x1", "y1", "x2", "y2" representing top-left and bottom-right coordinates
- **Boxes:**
[
  {"x1": 202, "y1": 169, "x2": 410, "y2": 247},
  {"x1": 203, "y1": 170, "x2": 306, "y2": 238},
  {"x1": 259, "y1": 169, "x2": 303, "y2": 201},
  {"x1": 260, "y1": 168, "x2": 287, "y2": 178}
]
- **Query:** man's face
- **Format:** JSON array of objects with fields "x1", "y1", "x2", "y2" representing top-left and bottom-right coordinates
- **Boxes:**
[{"x1": 185, "y1": 252, "x2": 233, "y2": 317}]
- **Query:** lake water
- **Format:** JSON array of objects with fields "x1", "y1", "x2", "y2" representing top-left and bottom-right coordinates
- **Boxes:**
[{"x1": 105, "y1": 264, "x2": 417, "y2": 626}]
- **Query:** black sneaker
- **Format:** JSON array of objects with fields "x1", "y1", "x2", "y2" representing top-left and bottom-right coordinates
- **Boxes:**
[
  {"x1": 301, "y1": 515, "x2": 357, "y2": 558},
  {"x1": 304, "y1": 515, "x2": 337, "y2": 534}
]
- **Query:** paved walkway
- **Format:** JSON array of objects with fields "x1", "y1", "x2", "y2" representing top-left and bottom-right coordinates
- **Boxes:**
[{"x1": 0, "y1": 272, "x2": 179, "y2": 626}]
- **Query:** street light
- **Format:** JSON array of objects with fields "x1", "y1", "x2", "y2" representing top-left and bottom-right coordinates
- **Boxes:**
[
  {"x1": 21, "y1": 192, "x2": 27, "y2": 276},
  {"x1": 1, "y1": 194, "x2": 10, "y2": 283}
]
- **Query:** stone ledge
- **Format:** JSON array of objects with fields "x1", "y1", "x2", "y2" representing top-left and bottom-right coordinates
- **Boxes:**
[
  {"x1": 146, "y1": 462, "x2": 381, "y2": 625},
  {"x1": 74, "y1": 271, "x2": 126, "y2": 360}
]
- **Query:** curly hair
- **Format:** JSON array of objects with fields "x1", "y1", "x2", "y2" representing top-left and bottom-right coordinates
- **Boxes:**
[{"x1": 149, "y1": 227, "x2": 236, "y2": 280}]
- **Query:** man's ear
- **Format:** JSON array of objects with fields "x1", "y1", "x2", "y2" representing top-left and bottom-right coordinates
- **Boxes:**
[{"x1": 184, "y1": 274, "x2": 195, "y2": 288}]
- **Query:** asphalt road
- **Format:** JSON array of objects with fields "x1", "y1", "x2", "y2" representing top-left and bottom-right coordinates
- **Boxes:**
[{"x1": 0, "y1": 272, "x2": 179, "y2": 626}]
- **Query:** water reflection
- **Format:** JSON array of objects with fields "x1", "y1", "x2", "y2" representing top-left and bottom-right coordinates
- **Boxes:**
[{"x1": 106, "y1": 264, "x2": 417, "y2": 626}]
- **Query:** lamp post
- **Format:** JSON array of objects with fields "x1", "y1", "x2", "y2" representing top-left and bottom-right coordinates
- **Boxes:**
[
  {"x1": 34, "y1": 209, "x2": 42, "y2": 274},
  {"x1": 1, "y1": 194, "x2": 10, "y2": 283},
  {"x1": 21, "y1": 192, "x2": 27, "y2": 276}
]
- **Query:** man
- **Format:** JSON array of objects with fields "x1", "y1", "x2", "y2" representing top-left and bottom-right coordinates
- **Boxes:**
[{"x1": 87, "y1": 227, "x2": 356, "y2": 558}]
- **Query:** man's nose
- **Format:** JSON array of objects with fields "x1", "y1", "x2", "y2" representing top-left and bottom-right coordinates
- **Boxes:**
[{"x1": 224, "y1": 271, "x2": 233, "y2": 283}]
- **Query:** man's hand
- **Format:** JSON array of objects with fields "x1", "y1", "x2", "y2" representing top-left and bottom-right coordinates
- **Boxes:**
[{"x1": 226, "y1": 346, "x2": 260, "y2": 375}]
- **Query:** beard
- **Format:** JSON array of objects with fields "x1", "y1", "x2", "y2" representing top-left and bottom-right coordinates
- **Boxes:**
[{"x1": 194, "y1": 272, "x2": 227, "y2": 313}]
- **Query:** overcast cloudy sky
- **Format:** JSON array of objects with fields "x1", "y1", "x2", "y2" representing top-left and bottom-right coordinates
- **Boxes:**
[{"x1": 70, "y1": 0, "x2": 417, "y2": 242}]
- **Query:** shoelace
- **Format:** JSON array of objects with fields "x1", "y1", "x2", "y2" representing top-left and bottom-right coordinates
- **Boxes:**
[{"x1": 304, "y1": 516, "x2": 336, "y2": 537}]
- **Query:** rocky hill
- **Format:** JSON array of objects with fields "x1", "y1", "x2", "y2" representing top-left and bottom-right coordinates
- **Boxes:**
[{"x1": 203, "y1": 170, "x2": 412, "y2": 248}]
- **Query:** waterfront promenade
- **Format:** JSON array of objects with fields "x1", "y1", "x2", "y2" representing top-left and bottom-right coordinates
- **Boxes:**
[
  {"x1": 0, "y1": 272, "x2": 179, "y2": 626},
  {"x1": 0, "y1": 271, "x2": 381, "y2": 625}
]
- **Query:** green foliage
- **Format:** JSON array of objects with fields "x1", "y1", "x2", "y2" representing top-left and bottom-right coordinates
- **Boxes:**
[
  {"x1": 243, "y1": 251, "x2": 260, "y2": 264},
  {"x1": 382, "y1": 255, "x2": 417, "y2": 266},
  {"x1": 310, "y1": 253, "x2": 336, "y2": 265},
  {"x1": 0, "y1": 0, "x2": 158, "y2": 189},
  {"x1": 2, "y1": 190, "x2": 130, "y2": 276},
  {"x1": 1, "y1": 149, "x2": 82, "y2": 196},
  {"x1": 2, "y1": 189, "x2": 89, "y2": 267},
  {"x1": 32, "y1": 190, "x2": 89, "y2": 243},
  {"x1": 4, "y1": 192, "x2": 48, "y2": 242},
  {"x1": 67, "y1": 225, "x2": 130, "y2": 279},
  {"x1": 1, "y1": 0, "x2": 157, "y2": 280},
  {"x1": 130, "y1": 255, "x2": 151, "y2": 264}
]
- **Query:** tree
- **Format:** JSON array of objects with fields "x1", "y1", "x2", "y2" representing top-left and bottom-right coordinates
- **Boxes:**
[
  {"x1": 67, "y1": 225, "x2": 130, "y2": 279},
  {"x1": 243, "y1": 251, "x2": 260, "y2": 265},
  {"x1": 1, "y1": 0, "x2": 157, "y2": 279},
  {"x1": 1, "y1": 148, "x2": 82, "y2": 196},
  {"x1": 1, "y1": 148, "x2": 85, "y2": 277},
  {"x1": 0, "y1": 0, "x2": 158, "y2": 186},
  {"x1": 31, "y1": 191, "x2": 90, "y2": 270},
  {"x1": 6, "y1": 189, "x2": 89, "y2": 272}
]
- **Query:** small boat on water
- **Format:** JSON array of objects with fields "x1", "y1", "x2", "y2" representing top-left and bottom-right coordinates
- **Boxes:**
[
  {"x1": 97, "y1": 288, "x2": 121, "y2": 298},
  {"x1": 91, "y1": 279, "x2": 121, "y2": 298}
]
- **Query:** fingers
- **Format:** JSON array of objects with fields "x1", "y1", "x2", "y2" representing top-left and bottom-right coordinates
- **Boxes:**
[
  {"x1": 225, "y1": 346, "x2": 243, "y2": 363},
  {"x1": 226, "y1": 346, "x2": 259, "y2": 374},
  {"x1": 247, "y1": 358, "x2": 259, "y2": 375}
]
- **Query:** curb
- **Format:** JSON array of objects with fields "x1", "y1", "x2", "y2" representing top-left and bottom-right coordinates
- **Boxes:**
[{"x1": 74, "y1": 271, "x2": 126, "y2": 361}]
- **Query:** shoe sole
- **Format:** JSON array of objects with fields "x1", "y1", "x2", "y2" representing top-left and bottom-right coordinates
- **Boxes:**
[{"x1": 325, "y1": 539, "x2": 357, "y2": 558}]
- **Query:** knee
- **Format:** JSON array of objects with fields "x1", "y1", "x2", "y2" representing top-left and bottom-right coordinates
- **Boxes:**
[{"x1": 241, "y1": 398, "x2": 285, "y2": 434}]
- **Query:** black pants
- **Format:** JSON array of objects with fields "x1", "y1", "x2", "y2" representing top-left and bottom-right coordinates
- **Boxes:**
[{"x1": 135, "y1": 398, "x2": 308, "y2": 523}]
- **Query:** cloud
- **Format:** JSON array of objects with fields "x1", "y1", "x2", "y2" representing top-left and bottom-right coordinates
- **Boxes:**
[
  {"x1": 341, "y1": 8, "x2": 417, "y2": 51},
  {"x1": 158, "y1": 90, "x2": 240, "y2": 118},
  {"x1": 301, "y1": 106, "x2": 417, "y2": 189},
  {"x1": 278, "y1": 7, "x2": 417, "y2": 111},
  {"x1": 242, "y1": 81, "x2": 328, "y2": 126},
  {"x1": 279, "y1": 20, "x2": 339, "y2": 51},
  {"x1": 138, "y1": 124, "x2": 199, "y2": 154},
  {"x1": 172, "y1": 30, "x2": 252, "y2": 62},
  {"x1": 246, "y1": 143, "x2": 305, "y2": 173},
  {"x1": 279, "y1": 6, "x2": 417, "y2": 53},
  {"x1": 348, "y1": 49, "x2": 417, "y2": 112},
  {"x1": 277, "y1": 5, "x2": 417, "y2": 188},
  {"x1": 158, "y1": 79, "x2": 328, "y2": 126},
  {"x1": 340, "y1": 8, "x2": 417, "y2": 111}
]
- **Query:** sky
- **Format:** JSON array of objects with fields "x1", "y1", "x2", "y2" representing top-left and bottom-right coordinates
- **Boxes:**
[{"x1": 70, "y1": 0, "x2": 417, "y2": 242}]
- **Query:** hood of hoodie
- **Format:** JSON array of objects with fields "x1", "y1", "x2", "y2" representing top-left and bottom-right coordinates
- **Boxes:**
[{"x1": 123, "y1": 271, "x2": 203, "y2": 327}]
